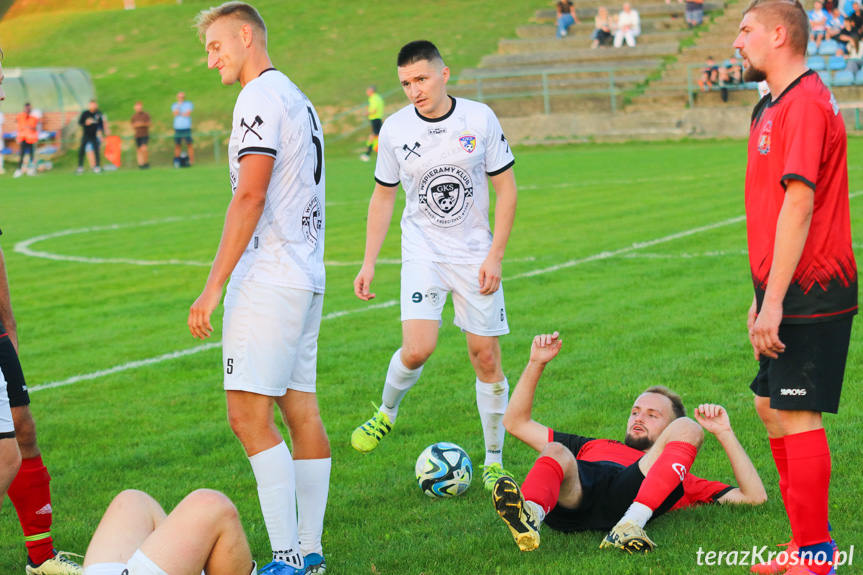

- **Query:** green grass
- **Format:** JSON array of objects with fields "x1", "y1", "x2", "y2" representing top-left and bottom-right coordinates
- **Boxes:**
[
  {"x1": 0, "y1": 138, "x2": 861, "y2": 574},
  {"x1": 0, "y1": 0, "x2": 537, "y2": 140}
]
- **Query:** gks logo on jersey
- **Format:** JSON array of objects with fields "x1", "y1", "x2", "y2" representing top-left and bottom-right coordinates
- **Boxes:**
[
  {"x1": 302, "y1": 197, "x2": 322, "y2": 248},
  {"x1": 758, "y1": 120, "x2": 772, "y2": 155},
  {"x1": 418, "y1": 164, "x2": 475, "y2": 228},
  {"x1": 459, "y1": 134, "x2": 477, "y2": 154}
]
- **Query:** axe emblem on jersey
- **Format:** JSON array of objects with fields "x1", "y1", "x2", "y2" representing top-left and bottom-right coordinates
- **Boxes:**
[
  {"x1": 403, "y1": 142, "x2": 422, "y2": 160},
  {"x1": 241, "y1": 116, "x2": 264, "y2": 142}
]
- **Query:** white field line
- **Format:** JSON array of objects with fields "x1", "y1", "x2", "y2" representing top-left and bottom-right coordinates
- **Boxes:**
[{"x1": 26, "y1": 190, "x2": 863, "y2": 392}]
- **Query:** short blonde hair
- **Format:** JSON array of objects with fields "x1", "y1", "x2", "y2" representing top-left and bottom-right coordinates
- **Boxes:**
[
  {"x1": 193, "y1": 1, "x2": 267, "y2": 44},
  {"x1": 743, "y1": 0, "x2": 809, "y2": 56}
]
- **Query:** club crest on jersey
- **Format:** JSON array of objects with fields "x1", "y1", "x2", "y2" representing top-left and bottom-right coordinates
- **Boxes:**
[
  {"x1": 418, "y1": 164, "x2": 474, "y2": 228},
  {"x1": 426, "y1": 288, "x2": 440, "y2": 304},
  {"x1": 459, "y1": 134, "x2": 477, "y2": 154},
  {"x1": 758, "y1": 120, "x2": 772, "y2": 155},
  {"x1": 301, "y1": 197, "x2": 322, "y2": 248}
]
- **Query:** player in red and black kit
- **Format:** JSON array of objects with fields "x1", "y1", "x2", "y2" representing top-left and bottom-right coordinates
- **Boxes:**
[
  {"x1": 0, "y1": 229, "x2": 83, "y2": 575},
  {"x1": 736, "y1": 0, "x2": 856, "y2": 573},
  {"x1": 490, "y1": 332, "x2": 767, "y2": 554}
]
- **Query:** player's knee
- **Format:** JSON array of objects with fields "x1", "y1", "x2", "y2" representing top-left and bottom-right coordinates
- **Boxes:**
[
  {"x1": 400, "y1": 344, "x2": 433, "y2": 369},
  {"x1": 11, "y1": 408, "x2": 38, "y2": 454},
  {"x1": 753, "y1": 395, "x2": 775, "y2": 424},
  {"x1": 1, "y1": 439, "x2": 22, "y2": 479},
  {"x1": 185, "y1": 489, "x2": 238, "y2": 522},
  {"x1": 540, "y1": 442, "x2": 578, "y2": 473},
  {"x1": 667, "y1": 417, "x2": 704, "y2": 448}
]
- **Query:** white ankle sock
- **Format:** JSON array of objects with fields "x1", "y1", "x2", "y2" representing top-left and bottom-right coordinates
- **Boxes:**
[
  {"x1": 526, "y1": 500, "x2": 546, "y2": 524},
  {"x1": 476, "y1": 378, "x2": 509, "y2": 466},
  {"x1": 248, "y1": 442, "x2": 302, "y2": 569},
  {"x1": 380, "y1": 348, "x2": 423, "y2": 423},
  {"x1": 620, "y1": 501, "x2": 653, "y2": 529},
  {"x1": 295, "y1": 458, "x2": 331, "y2": 556}
]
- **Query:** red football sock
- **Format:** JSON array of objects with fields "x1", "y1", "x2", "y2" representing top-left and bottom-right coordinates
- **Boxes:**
[
  {"x1": 7, "y1": 455, "x2": 54, "y2": 565},
  {"x1": 634, "y1": 441, "x2": 698, "y2": 510},
  {"x1": 784, "y1": 429, "x2": 831, "y2": 552},
  {"x1": 769, "y1": 437, "x2": 790, "y2": 512},
  {"x1": 520, "y1": 456, "x2": 564, "y2": 514}
]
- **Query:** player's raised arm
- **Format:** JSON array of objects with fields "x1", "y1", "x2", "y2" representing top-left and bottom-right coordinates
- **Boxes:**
[
  {"x1": 480, "y1": 164, "x2": 517, "y2": 296},
  {"x1": 188, "y1": 154, "x2": 273, "y2": 339},
  {"x1": 503, "y1": 332, "x2": 562, "y2": 452},
  {"x1": 354, "y1": 182, "x2": 398, "y2": 301},
  {"x1": 694, "y1": 404, "x2": 767, "y2": 505}
]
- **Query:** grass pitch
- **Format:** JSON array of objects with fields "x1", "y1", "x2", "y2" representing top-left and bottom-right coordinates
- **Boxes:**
[{"x1": 0, "y1": 138, "x2": 861, "y2": 574}]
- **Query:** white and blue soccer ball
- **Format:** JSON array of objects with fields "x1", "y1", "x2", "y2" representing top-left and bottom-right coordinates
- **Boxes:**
[{"x1": 415, "y1": 442, "x2": 472, "y2": 498}]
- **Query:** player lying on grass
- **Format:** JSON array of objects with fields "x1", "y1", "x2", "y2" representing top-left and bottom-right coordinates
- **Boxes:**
[
  {"x1": 492, "y1": 332, "x2": 767, "y2": 554},
  {"x1": 81, "y1": 489, "x2": 291, "y2": 575}
]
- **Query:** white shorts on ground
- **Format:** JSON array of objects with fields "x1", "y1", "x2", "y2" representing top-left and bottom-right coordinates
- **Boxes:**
[
  {"x1": 400, "y1": 260, "x2": 509, "y2": 337},
  {"x1": 223, "y1": 280, "x2": 323, "y2": 396},
  {"x1": 0, "y1": 368, "x2": 12, "y2": 435}
]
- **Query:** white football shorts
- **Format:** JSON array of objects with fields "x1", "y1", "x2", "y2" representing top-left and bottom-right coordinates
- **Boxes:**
[
  {"x1": 0, "y1": 368, "x2": 13, "y2": 436},
  {"x1": 223, "y1": 280, "x2": 323, "y2": 396},
  {"x1": 400, "y1": 260, "x2": 509, "y2": 337}
]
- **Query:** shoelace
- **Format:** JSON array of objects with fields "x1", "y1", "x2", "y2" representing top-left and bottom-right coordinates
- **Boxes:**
[{"x1": 52, "y1": 551, "x2": 84, "y2": 571}]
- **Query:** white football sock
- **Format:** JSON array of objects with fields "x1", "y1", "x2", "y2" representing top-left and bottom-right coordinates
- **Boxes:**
[
  {"x1": 248, "y1": 442, "x2": 302, "y2": 569},
  {"x1": 476, "y1": 378, "x2": 509, "y2": 466},
  {"x1": 83, "y1": 564, "x2": 128, "y2": 575},
  {"x1": 295, "y1": 457, "x2": 331, "y2": 556},
  {"x1": 620, "y1": 501, "x2": 653, "y2": 529},
  {"x1": 380, "y1": 348, "x2": 423, "y2": 423}
]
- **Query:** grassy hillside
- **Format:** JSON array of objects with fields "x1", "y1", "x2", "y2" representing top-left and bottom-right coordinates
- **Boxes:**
[{"x1": 0, "y1": 0, "x2": 535, "y2": 139}]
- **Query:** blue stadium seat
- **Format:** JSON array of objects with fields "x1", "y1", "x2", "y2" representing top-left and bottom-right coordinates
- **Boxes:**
[
  {"x1": 819, "y1": 39, "x2": 839, "y2": 55},
  {"x1": 818, "y1": 70, "x2": 833, "y2": 85},
  {"x1": 828, "y1": 56, "x2": 848, "y2": 70},
  {"x1": 834, "y1": 70, "x2": 855, "y2": 85},
  {"x1": 808, "y1": 40, "x2": 818, "y2": 55},
  {"x1": 856, "y1": 69, "x2": 863, "y2": 84},
  {"x1": 808, "y1": 56, "x2": 827, "y2": 70}
]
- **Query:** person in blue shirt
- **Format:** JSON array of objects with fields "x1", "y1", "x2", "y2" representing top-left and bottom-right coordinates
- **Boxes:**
[{"x1": 172, "y1": 91, "x2": 195, "y2": 167}]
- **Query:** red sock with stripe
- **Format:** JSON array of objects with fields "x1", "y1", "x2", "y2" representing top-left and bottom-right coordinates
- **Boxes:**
[
  {"x1": 7, "y1": 455, "x2": 54, "y2": 565},
  {"x1": 634, "y1": 441, "x2": 698, "y2": 510},
  {"x1": 785, "y1": 429, "x2": 832, "y2": 575},
  {"x1": 520, "y1": 456, "x2": 564, "y2": 514}
]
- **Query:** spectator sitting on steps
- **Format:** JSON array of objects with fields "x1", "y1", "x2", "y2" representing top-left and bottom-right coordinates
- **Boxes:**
[
  {"x1": 698, "y1": 56, "x2": 720, "y2": 91},
  {"x1": 613, "y1": 3, "x2": 641, "y2": 47},
  {"x1": 590, "y1": 6, "x2": 614, "y2": 48},
  {"x1": 556, "y1": 0, "x2": 582, "y2": 37}
]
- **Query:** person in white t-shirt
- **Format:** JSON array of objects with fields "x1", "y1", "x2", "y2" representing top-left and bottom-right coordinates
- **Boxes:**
[
  {"x1": 188, "y1": 4, "x2": 329, "y2": 575},
  {"x1": 351, "y1": 40, "x2": 519, "y2": 491},
  {"x1": 614, "y1": 3, "x2": 641, "y2": 47}
]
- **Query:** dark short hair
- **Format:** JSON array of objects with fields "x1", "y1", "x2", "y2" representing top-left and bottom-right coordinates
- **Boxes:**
[
  {"x1": 642, "y1": 385, "x2": 686, "y2": 420},
  {"x1": 397, "y1": 40, "x2": 444, "y2": 68},
  {"x1": 743, "y1": 0, "x2": 809, "y2": 56}
]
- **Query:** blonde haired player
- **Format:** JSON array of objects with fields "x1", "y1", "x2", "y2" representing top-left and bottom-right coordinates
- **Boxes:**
[{"x1": 189, "y1": 4, "x2": 329, "y2": 574}]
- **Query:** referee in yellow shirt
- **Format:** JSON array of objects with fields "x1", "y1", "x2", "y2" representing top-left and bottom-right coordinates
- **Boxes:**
[{"x1": 360, "y1": 85, "x2": 385, "y2": 162}]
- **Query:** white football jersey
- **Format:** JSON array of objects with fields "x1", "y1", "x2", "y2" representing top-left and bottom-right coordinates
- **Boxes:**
[
  {"x1": 228, "y1": 69, "x2": 325, "y2": 293},
  {"x1": 374, "y1": 97, "x2": 514, "y2": 264}
]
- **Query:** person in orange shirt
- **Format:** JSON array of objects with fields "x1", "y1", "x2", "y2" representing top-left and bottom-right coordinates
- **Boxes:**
[{"x1": 14, "y1": 103, "x2": 38, "y2": 178}]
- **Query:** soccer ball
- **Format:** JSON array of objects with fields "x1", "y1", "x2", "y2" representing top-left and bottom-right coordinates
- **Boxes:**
[{"x1": 415, "y1": 442, "x2": 472, "y2": 498}]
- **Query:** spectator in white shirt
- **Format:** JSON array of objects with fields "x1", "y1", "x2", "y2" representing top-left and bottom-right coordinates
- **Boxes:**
[{"x1": 614, "y1": 3, "x2": 641, "y2": 47}]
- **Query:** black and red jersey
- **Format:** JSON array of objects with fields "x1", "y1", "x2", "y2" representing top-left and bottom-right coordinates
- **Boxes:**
[
  {"x1": 551, "y1": 430, "x2": 733, "y2": 509},
  {"x1": 746, "y1": 70, "x2": 857, "y2": 324}
]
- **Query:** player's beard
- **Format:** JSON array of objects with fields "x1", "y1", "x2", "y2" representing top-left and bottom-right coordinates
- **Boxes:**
[
  {"x1": 624, "y1": 433, "x2": 654, "y2": 451},
  {"x1": 743, "y1": 63, "x2": 767, "y2": 83}
]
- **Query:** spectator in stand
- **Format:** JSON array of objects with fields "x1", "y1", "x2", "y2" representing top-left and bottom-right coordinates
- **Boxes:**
[
  {"x1": 556, "y1": 0, "x2": 581, "y2": 37},
  {"x1": 685, "y1": 0, "x2": 705, "y2": 28},
  {"x1": 719, "y1": 55, "x2": 744, "y2": 84},
  {"x1": 849, "y1": 1, "x2": 863, "y2": 35},
  {"x1": 809, "y1": 1, "x2": 830, "y2": 49},
  {"x1": 130, "y1": 101, "x2": 151, "y2": 170},
  {"x1": 171, "y1": 91, "x2": 194, "y2": 167},
  {"x1": 14, "y1": 103, "x2": 38, "y2": 178},
  {"x1": 613, "y1": 3, "x2": 641, "y2": 47},
  {"x1": 826, "y1": 6, "x2": 846, "y2": 39},
  {"x1": 844, "y1": 38, "x2": 863, "y2": 72},
  {"x1": 698, "y1": 56, "x2": 720, "y2": 90},
  {"x1": 590, "y1": 6, "x2": 614, "y2": 48},
  {"x1": 836, "y1": 17, "x2": 860, "y2": 51},
  {"x1": 77, "y1": 100, "x2": 105, "y2": 174}
]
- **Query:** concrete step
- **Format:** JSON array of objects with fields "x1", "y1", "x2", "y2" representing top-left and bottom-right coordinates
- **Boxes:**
[
  {"x1": 515, "y1": 19, "x2": 687, "y2": 38},
  {"x1": 534, "y1": 2, "x2": 723, "y2": 21},
  {"x1": 460, "y1": 58, "x2": 663, "y2": 80},
  {"x1": 498, "y1": 30, "x2": 691, "y2": 54},
  {"x1": 479, "y1": 42, "x2": 680, "y2": 68},
  {"x1": 487, "y1": 94, "x2": 624, "y2": 117}
]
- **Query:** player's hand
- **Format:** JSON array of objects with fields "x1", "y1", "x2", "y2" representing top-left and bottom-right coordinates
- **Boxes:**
[
  {"x1": 694, "y1": 403, "x2": 732, "y2": 435},
  {"x1": 478, "y1": 255, "x2": 502, "y2": 295},
  {"x1": 529, "y1": 332, "x2": 562, "y2": 365},
  {"x1": 188, "y1": 285, "x2": 221, "y2": 339},
  {"x1": 354, "y1": 264, "x2": 376, "y2": 301},
  {"x1": 750, "y1": 299, "x2": 785, "y2": 360}
]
